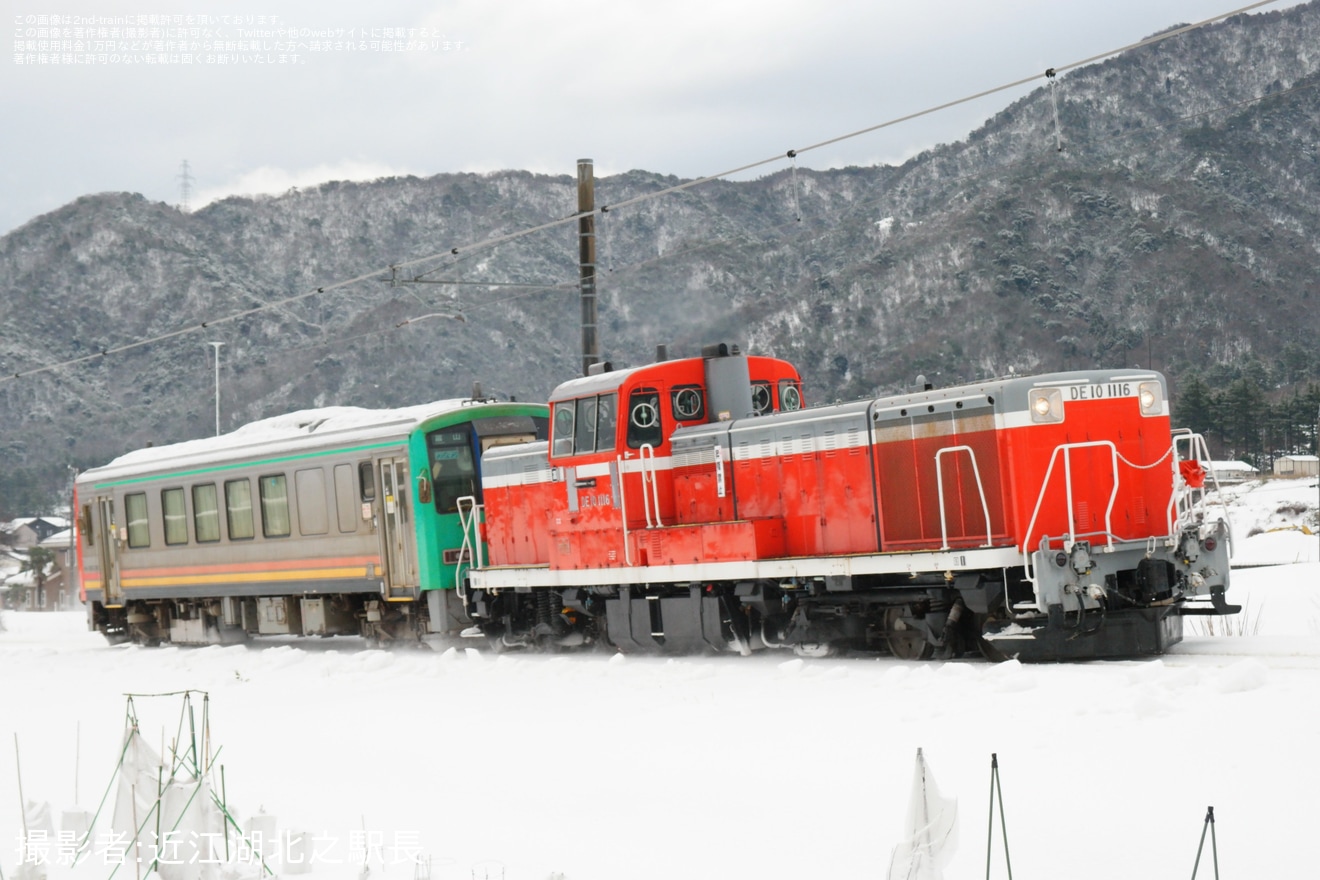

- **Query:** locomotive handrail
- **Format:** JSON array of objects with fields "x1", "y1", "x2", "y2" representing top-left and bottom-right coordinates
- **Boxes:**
[
  {"x1": 1020, "y1": 440, "x2": 1121, "y2": 589},
  {"x1": 616, "y1": 454, "x2": 634, "y2": 566},
  {"x1": 638, "y1": 443, "x2": 664, "y2": 528},
  {"x1": 934, "y1": 445, "x2": 993, "y2": 550},
  {"x1": 455, "y1": 495, "x2": 484, "y2": 602},
  {"x1": 1169, "y1": 431, "x2": 1231, "y2": 543}
]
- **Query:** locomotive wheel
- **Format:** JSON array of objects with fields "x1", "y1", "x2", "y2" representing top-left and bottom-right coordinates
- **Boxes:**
[{"x1": 884, "y1": 607, "x2": 934, "y2": 661}]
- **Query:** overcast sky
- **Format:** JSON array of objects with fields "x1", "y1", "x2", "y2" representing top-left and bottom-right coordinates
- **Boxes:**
[{"x1": 1, "y1": 0, "x2": 1304, "y2": 235}]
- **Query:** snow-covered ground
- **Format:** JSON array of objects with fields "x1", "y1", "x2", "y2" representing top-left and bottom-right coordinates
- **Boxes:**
[{"x1": 2, "y1": 480, "x2": 1317, "y2": 880}]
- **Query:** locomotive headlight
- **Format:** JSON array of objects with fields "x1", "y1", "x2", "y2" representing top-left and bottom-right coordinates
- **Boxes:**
[
  {"x1": 1138, "y1": 381, "x2": 1161, "y2": 416},
  {"x1": 1029, "y1": 388, "x2": 1064, "y2": 424}
]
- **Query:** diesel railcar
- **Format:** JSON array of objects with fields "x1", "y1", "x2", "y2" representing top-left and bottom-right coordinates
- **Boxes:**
[
  {"x1": 461, "y1": 345, "x2": 1234, "y2": 661},
  {"x1": 77, "y1": 397, "x2": 547, "y2": 645}
]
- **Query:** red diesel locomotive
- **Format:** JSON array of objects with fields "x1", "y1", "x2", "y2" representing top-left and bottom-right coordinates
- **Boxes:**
[{"x1": 460, "y1": 343, "x2": 1234, "y2": 661}]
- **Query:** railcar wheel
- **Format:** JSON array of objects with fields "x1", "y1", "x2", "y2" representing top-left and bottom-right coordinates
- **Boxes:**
[
  {"x1": 793, "y1": 641, "x2": 835, "y2": 658},
  {"x1": 884, "y1": 607, "x2": 934, "y2": 661}
]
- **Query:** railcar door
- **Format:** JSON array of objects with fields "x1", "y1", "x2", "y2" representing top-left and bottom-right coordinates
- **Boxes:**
[
  {"x1": 375, "y1": 457, "x2": 419, "y2": 600},
  {"x1": 93, "y1": 495, "x2": 124, "y2": 607}
]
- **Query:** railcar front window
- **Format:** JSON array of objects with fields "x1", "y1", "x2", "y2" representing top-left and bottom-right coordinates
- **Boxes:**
[
  {"x1": 162, "y1": 488, "x2": 188, "y2": 545},
  {"x1": 429, "y1": 428, "x2": 478, "y2": 513},
  {"x1": 125, "y1": 493, "x2": 150, "y2": 548},
  {"x1": 259, "y1": 474, "x2": 292, "y2": 538}
]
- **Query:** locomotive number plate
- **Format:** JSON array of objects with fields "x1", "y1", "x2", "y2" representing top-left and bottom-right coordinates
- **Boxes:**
[{"x1": 1066, "y1": 382, "x2": 1136, "y2": 401}]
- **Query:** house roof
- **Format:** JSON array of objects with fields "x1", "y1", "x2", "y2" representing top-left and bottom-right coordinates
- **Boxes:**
[{"x1": 1208, "y1": 460, "x2": 1259, "y2": 472}]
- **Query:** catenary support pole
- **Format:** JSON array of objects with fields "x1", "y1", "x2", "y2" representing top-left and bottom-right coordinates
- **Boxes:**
[
  {"x1": 577, "y1": 159, "x2": 599, "y2": 375},
  {"x1": 208, "y1": 341, "x2": 224, "y2": 436}
]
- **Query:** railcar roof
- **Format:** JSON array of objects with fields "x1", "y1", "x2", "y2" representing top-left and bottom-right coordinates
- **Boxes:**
[{"x1": 80, "y1": 399, "x2": 480, "y2": 483}]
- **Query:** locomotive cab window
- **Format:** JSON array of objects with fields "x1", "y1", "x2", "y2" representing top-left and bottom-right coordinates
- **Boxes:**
[
  {"x1": 627, "y1": 387, "x2": 663, "y2": 449},
  {"x1": 751, "y1": 382, "x2": 772, "y2": 416},
  {"x1": 778, "y1": 380, "x2": 803, "y2": 412},
  {"x1": 574, "y1": 396, "x2": 599, "y2": 454},
  {"x1": 552, "y1": 401, "x2": 575, "y2": 456},
  {"x1": 671, "y1": 385, "x2": 705, "y2": 422},
  {"x1": 551, "y1": 395, "x2": 616, "y2": 457},
  {"x1": 429, "y1": 427, "x2": 478, "y2": 513}
]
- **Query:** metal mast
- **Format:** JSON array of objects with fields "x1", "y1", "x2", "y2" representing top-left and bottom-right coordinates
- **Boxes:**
[{"x1": 577, "y1": 158, "x2": 599, "y2": 375}]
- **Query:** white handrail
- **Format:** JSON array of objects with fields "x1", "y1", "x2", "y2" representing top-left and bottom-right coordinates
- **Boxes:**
[
  {"x1": 616, "y1": 455, "x2": 633, "y2": 566},
  {"x1": 638, "y1": 443, "x2": 663, "y2": 528},
  {"x1": 455, "y1": 495, "x2": 483, "y2": 602},
  {"x1": 934, "y1": 445, "x2": 993, "y2": 549},
  {"x1": 1169, "y1": 431, "x2": 1233, "y2": 549},
  {"x1": 1020, "y1": 440, "x2": 1121, "y2": 588}
]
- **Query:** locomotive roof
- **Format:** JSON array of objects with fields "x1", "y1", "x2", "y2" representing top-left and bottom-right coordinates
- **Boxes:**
[
  {"x1": 79, "y1": 398, "x2": 494, "y2": 484},
  {"x1": 548, "y1": 365, "x2": 649, "y2": 401}
]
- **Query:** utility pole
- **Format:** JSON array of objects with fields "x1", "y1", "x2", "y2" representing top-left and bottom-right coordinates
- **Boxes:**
[
  {"x1": 577, "y1": 158, "x2": 599, "y2": 375},
  {"x1": 208, "y1": 342, "x2": 224, "y2": 436}
]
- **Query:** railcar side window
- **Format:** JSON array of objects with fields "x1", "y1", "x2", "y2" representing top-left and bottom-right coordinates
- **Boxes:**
[
  {"x1": 259, "y1": 474, "x2": 292, "y2": 538},
  {"x1": 627, "y1": 388, "x2": 663, "y2": 449},
  {"x1": 192, "y1": 484, "x2": 221, "y2": 543},
  {"x1": 552, "y1": 402, "x2": 575, "y2": 456},
  {"x1": 671, "y1": 386, "x2": 706, "y2": 422},
  {"x1": 751, "y1": 382, "x2": 772, "y2": 415},
  {"x1": 359, "y1": 462, "x2": 376, "y2": 503},
  {"x1": 161, "y1": 488, "x2": 188, "y2": 545},
  {"x1": 334, "y1": 464, "x2": 357, "y2": 533},
  {"x1": 125, "y1": 493, "x2": 150, "y2": 549},
  {"x1": 80, "y1": 504, "x2": 94, "y2": 547},
  {"x1": 779, "y1": 380, "x2": 802, "y2": 412},
  {"x1": 225, "y1": 479, "x2": 255, "y2": 540},
  {"x1": 295, "y1": 468, "x2": 329, "y2": 536}
]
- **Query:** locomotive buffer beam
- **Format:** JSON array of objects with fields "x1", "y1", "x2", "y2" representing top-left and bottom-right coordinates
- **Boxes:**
[{"x1": 982, "y1": 603, "x2": 1183, "y2": 662}]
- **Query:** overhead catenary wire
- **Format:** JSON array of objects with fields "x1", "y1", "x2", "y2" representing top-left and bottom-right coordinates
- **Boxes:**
[
  {"x1": 220, "y1": 63, "x2": 1320, "y2": 366},
  {"x1": 0, "y1": 0, "x2": 1284, "y2": 385}
]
